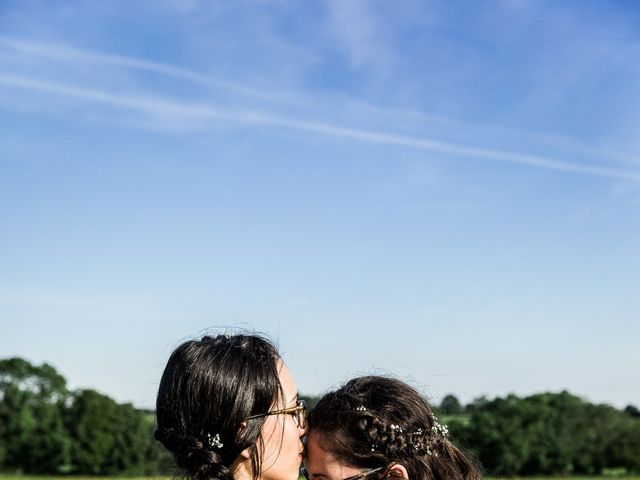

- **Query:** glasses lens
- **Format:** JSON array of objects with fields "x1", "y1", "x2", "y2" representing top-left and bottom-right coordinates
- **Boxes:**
[
  {"x1": 301, "y1": 467, "x2": 311, "y2": 480},
  {"x1": 297, "y1": 399, "x2": 307, "y2": 428}
]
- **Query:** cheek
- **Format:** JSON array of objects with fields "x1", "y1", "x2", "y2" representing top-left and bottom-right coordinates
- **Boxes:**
[
  {"x1": 261, "y1": 417, "x2": 285, "y2": 452},
  {"x1": 284, "y1": 419, "x2": 302, "y2": 453}
]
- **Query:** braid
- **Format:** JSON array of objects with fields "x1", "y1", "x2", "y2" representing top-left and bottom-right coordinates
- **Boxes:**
[
  {"x1": 154, "y1": 428, "x2": 234, "y2": 480},
  {"x1": 351, "y1": 405, "x2": 449, "y2": 458}
]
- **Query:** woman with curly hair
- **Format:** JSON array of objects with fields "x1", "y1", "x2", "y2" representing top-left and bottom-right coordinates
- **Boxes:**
[{"x1": 304, "y1": 376, "x2": 480, "y2": 480}]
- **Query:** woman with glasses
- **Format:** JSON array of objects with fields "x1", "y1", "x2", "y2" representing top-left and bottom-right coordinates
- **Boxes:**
[
  {"x1": 303, "y1": 376, "x2": 480, "y2": 480},
  {"x1": 155, "y1": 334, "x2": 306, "y2": 480}
]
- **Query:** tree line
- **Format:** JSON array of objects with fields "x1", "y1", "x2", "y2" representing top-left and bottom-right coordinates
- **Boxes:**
[
  {"x1": 300, "y1": 391, "x2": 639, "y2": 477},
  {"x1": 0, "y1": 357, "x2": 171, "y2": 475},
  {"x1": 1, "y1": 357, "x2": 639, "y2": 476},
  {"x1": 440, "y1": 392, "x2": 640, "y2": 476}
]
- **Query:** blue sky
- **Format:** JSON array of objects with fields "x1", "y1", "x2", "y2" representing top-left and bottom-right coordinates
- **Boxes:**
[{"x1": 1, "y1": 0, "x2": 639, "y2": 410}]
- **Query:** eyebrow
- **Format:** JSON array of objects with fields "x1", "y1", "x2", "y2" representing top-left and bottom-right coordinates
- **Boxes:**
[{"x1": 308, "y1": 473, "x2": 329, "y2": 480}]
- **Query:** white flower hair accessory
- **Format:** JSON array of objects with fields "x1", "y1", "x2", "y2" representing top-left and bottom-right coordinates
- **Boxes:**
[
  {"x1": 356, "y1": 405, "x2": 367, "y2": 411},
  {"x1": 431, "y1": 414, "x2": 449, "y2": 437},
  {"x1": 411, "y1": 428, "x2": 424, "y2": 451},
  {"x1": 207, "y1": 432, "x2": 224, "y2": 449},
  {"x1": 411, "y1": 416, "x2": 448, "y2": 454}
]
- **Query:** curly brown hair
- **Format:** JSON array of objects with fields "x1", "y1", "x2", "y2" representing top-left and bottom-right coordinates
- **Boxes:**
[{"x1": 307, "y1": 376, "x2": 481, "y2": 480}]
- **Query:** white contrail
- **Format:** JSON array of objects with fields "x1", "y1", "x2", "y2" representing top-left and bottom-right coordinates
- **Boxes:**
[
  {"x1": 3, "y1": 35, "x2": 638, "y2": 169},
  {"x1": 0, "y1": 35, "x2": 293, "y2": 104},
  {"x1": 1, "y1": 73, "x2": 640, "y2": 182}
]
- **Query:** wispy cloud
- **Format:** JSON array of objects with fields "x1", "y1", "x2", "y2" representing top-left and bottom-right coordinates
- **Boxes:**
[
  {"x1": 324, "y1": 0, "x2": 392, "y2": 71},
  {"x1": 2, "y1": 73, "x2": 639, "y2": 182},
  {"x1": 0, "y1": 35, "x2": 296, "y2": 105},
  {"x1": 3, "y1": 34, "x2": 637, "y2": 169}
]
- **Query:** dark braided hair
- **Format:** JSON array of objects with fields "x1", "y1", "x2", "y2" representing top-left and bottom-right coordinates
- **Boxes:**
[
  {"x1": 155, "y1": 334, "x2": 283, "y2": 480},
  {"x1": 307, "y1": 376, "x2": 481, "y2": 480}
]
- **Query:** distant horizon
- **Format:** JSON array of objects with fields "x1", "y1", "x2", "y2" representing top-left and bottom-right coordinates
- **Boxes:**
[{"x1": 4, "y1": 350, "x2": 638, "y2": 412}]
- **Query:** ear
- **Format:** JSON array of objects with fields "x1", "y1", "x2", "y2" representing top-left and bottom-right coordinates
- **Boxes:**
[
  {"x1": 386, "y1": 464, "x2": 408, "y2": 480},
  {"x1": 238, "y1": 446, "x2": 251, "y2": 460},
  {"x1": 237, "y1": 421, "x2": 251, "y2": 459}
]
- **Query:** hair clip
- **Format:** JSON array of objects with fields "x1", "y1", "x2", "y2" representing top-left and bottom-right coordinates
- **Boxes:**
[{"x1": 207, "y1": 433, "x2": 224, "y2": 449}]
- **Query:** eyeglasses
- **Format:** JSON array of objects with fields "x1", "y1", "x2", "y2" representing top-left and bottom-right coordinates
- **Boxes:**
[
  {"x1": 343, "y1": 467, "x2": 386, "y2": 480},
  {"x1": 246, "y1": 399, "x2": 307, "y2": 429},
  {"x1": 301, "y1": 466, "x2": 385, "y2": 480}
]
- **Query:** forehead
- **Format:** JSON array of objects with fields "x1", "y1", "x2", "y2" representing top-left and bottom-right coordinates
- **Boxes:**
[
  {"x1": 304, "y1": 432, "x2": 362, "y2": 479},
  {"x1": 277, "y1": 359, "x2": 297, "y2": 403}
]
